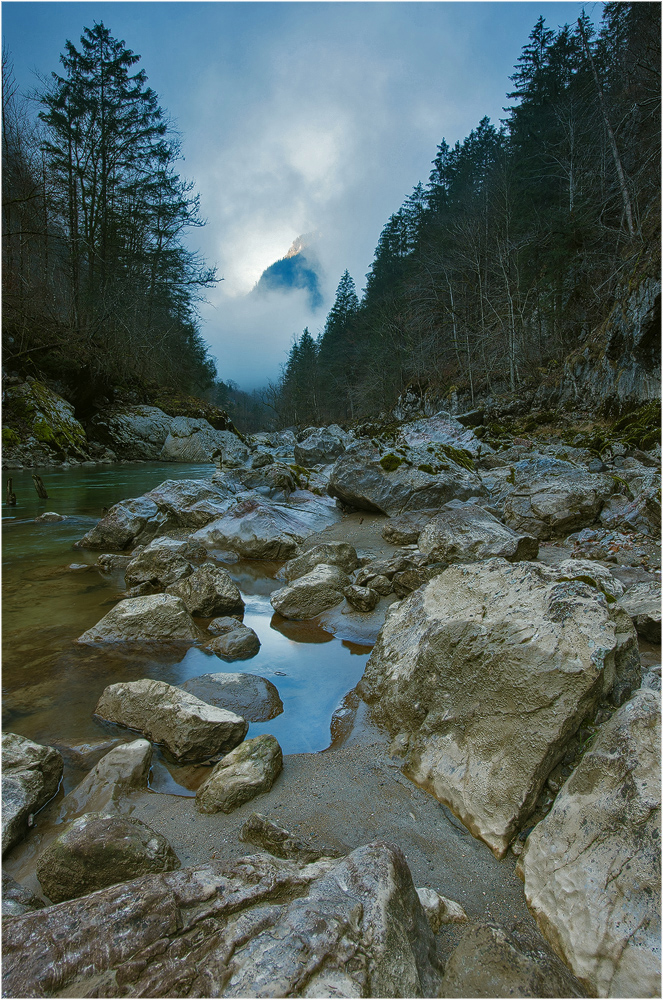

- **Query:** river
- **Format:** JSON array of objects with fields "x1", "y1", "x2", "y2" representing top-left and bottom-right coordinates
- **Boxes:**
[{"x1": 2, "y1": 462, "x2": 370, "y2": 796}]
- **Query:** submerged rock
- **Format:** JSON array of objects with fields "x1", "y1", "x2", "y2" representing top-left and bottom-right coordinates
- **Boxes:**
[
  {"x1": 2, "y1": 843, "x2": 442, "y2": 999},
  {"x1": 270, "y1": 563, "x2": 349, "y2": 619},
  {"x1": 180, "y1": 672, "x2": 283, "y2": 722},
  {"x1": 94, "y1": 679, "x2": 248, "y2": 762},
  {"x1": 196, "y1": 734, "x2": 283, "y2": 814},
  {"x1": 36, "y1": 813, "x2": 181, "y2": 904},
  {"x1": 359, "y1": 558, "x2": 640, "y2": 858},
  {"x1": 77, "y1": 593, "x2": 201, "y2": 644},
  {"x1": 2, "y1": 734, "x2": 63, "y2": 855},
  {"x1": 206, "y1": 622, "x2": 261, "y2": 661},
  {"x1": 520, "y1": 689, "x2": 661, "y2": 999}
]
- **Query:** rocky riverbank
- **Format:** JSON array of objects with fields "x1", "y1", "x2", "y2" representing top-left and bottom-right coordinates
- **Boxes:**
[{"x1": 2, "y1": 405, "x2": 660, "y2": 998}]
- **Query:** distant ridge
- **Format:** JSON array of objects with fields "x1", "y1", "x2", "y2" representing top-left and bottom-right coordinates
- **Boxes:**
[{"x1": 253, "y1": 233, "x2": 323, "y2": 309}]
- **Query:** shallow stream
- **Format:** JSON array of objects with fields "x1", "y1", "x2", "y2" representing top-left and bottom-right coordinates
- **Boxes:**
[{"x1": 2, "y1": 463, "x2": 370, "y2": 796}]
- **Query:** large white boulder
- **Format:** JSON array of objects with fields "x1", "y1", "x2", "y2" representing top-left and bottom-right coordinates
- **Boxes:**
[
  {"x1": 418, "y1": 501, "x2": 539, "y2": 563},
  {"x1": 160, "y1": 417, "x2": 248, "y2": 465},
  {"x1": 88, "y1": 405, "x2": 173, "y2": 460},
  {"x1": 520, "y1": 689, "x2": 661, "y2": 998}
]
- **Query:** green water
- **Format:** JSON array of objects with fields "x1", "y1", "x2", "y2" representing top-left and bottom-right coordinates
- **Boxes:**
[{"x1": 2, "y1": 463, "x2": 370, "y2": 795}]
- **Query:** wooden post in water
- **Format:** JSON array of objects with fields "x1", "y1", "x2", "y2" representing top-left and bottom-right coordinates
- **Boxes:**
[
  {"x1": 7, "y1": 478, "x2": 16, "y2": 506},
  {"x1": 32, "y1": 474, "x2": 48, "y2": 499}
]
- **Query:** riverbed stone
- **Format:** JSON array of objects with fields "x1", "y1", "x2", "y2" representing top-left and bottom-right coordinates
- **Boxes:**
[
  {"x1": 94, "y1": 679, "x2": 248, "y2": 762},
  {"x1": 2, "y1": 734, "x2": 63, "y2": 855},
  {"x1": 124, "y1": 538, "x2": 193, "y2": 595},
  {"x1": 144, "y1": 477, "x2": 237, "y2": 528},
  {"x1": 416, "y1": 887, "x2": 468, "y2": 932},
  {"x1": 2, "y1": 873, "x2": 45, "y2": 917},
  {"x1": 503, "y1": 469, "x2": 613, "y2": 539},
  {"x1": 2, "y1": 843, "x2": 443, "y2": 999},
  {"x1": 328, "y1": 440, "x2": 485, "y2": 515},
  {"x1": 418, "y1": 502, "x2": 539, "y2": 563},
  {"x1": 556, "y1": 558, "x2": 625, "y2": 600},
  {"x1": 196, "y1": 734, "x2": 283, "y2": 813},
  {"x1": 618, "y1": 580, "x2": 662, "y2": 642},
  {"x1": 166, "y1": 563, "x2": 244, "y2": 617},
  {"x1": 75, "y1": 496, "x2": 173, "y2": 550},
  {"x1": 192, "y1": 491, "x2": 341, "y2": 560},
  {"x1": 160, "y1": 417, "x2": 249, "y2": 464},
  {"x1": 36, "y1": 813, "x2": 181, "y2": 904},
  {"x1": 88, "y1": 405, "x2": 173, "y2": 460},
  {"x1": 382, "y1": 511, "x2": 436, "y2": 545},
  {"x1": 56, "y1": 739, "x2": 153, "y2": 822},
  {"x1": 206, "y1": 622, "x2": 261, "y2": 660},
  {"x1": 239, "y1": 812, "x2": 341, "y2": 863},
  {"x1": 294, "y1": 427, "x2": 346, "y2": 466},
  {"x1": 283, "y1": 540, "x2": 359, "y2": 581},
  {"x1": 359, "y1": 558, "x2": 640, "y2": 858},
  {"x1": 270, "y1": 563, "x2": 349, "y2": 619},
  {"x1": 77, "y1": 593, "x2": 201, "y2": 644},
  {"x1": 519, "y1": 689, "x2": 661, "y2": 999},
  {"x1": 344, "y1": 583, "x2": 381, "y2": 612},
  {"x1": 600, "y1": 484, "x2": 661, "y2": 538},
  {"x1": 179, "y1": 673, "x2": 283, "y2": 722}
]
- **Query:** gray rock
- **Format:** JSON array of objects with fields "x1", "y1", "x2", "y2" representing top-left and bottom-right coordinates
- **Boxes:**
[
  {"x1": 160, "y1": 417, "x2": 248, "y2": 464},
  {"x1": 391, "y1": 563, "x2": 446, "y2": 597},
  {"x1": 556, "y1": 558, "x2": 625, "y2": 600},
  {"x1": 77, "y1": 593, "x2": 201, "y2": 644},
  {"x1": 270, "y1": 563, "x2": 349, "y2": 619},
  {"x1": 382, "y1": 511, "x2": 436, "y2": 545},
  {"x1": 166, "y1": 563, "x2": 245, "y2": 617},
  {"x1": 196, "y1": 734, "x2": 283, "y2": 813},
  {"x1": 124, "y1": 538, "x2": 193, "y2": 595},
  {"x1": 192, "y1": 491, "x2": 341, "y2": 560},
  {"x1": 94, "y1": 679, "x2": 248, "y2": 762},
  {"x1": 359, "y1": 558, "x2": 640, "y2": 858},
  {"x1": 207, "y1": 623, "x2": 260, "y2": 661},
  {"x1": 2, "y1": 873, "x2": 45, "y2": 917},
  {"x1": 415, "y1": 887, "x2": 467, "y2": 932},
  {"x1": 2, "y1": 734, "x2": 63, "y2": 855},
  {"x1": 418, "y1": 502, "x2": 539, "y2": 563},
  {"x1": 294, "y1": 427, "x2": 346, "y2": 465},
  {"x1": 328, "y1": 440, "x2": 486, "y2": 515},
  {"x1": 96, "y1": 552, "x2": 132, "y2": 572},
  {"x1": 283, "y1": 540, "x2": 359, "y2": 581},
  {"x1": 2, "y1": 843, "x2": 442, "y2": 999},
  {"x1": 600, "y1": 485, "x2": 661, "y2": 538},
  {"x1": 397, "y1": 411, "x2": 483, "y2": 457},
  {"x1": 55, "y1": 739, "x2": 152, "y2": 822},
  {"x1": 34, "y1": 511, "x2": 67, "y2": 522},
  {"x1": 520, "y1": 689, "x2": 661, "y2": 999},
  {"x1": 36, "y1": 813, "x2": 181, "y2": 904},
  {"x1": 144, "y1": 478, "x2": 237, "y2": 528},
  {"x1": 440, "y1": 922, "x2": 586, "y2": 997},
  {"x1": 180, "y1": 672, "x2": 283, "y2": 722},
  {"x1": 343, "y1": 583, "x2": 380, "y2": 612},
  {"x1": 239, "y1": 812, "x2": 341, "y2": 863},
  {"x1": 88, "y1": 405, "x2": 173, "y2": 460},
  {"x1": 503, "y1": 470, "x2": 614, "y2": 539},
  {"x1": 618, "y1": 580, "x2": 662, "y2": 642},
  {"x1": 75, "y1": 496, "x2": 172, "y2": 550},
  {"x1": 641, "y1": 664, "x2": 661, "y2": 692},
  {"x1": 207, "y1": 615, "x2": 244, "y2": 634}
]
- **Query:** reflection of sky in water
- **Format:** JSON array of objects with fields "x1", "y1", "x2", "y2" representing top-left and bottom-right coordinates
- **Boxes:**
[{"x1": 2, "y1": 463, "x2": 370, "y2": 793}]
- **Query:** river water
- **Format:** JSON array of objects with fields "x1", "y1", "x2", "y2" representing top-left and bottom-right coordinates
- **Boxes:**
[{"x1": 2, "y1": 462, "x2": 370, "y2": 795}]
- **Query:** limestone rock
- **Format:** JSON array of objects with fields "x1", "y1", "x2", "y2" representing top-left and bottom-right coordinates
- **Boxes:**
[
  {"x1": 192, "y1": 491, "x2": 341, "y2": 560},
  {"x1": 206, "y1": 622, "x2": 260, "y2": 660},
  {"x1": 75, "y1": 496, "x2": 172, "y2": 550},
  {"x1": 239, "y1": 812, "x2": 341, "y2": 863},
  {"x1": 382, "y1": 511, "x2": 436, "y2": 545},
  {"x1": 55, "y1": 739, "x2": 152, "y2": 822},
  {"x1": 270, "y1": 563, "x2": 349, "y2": 619},
  {"x1": 284, "y1": 540, "x2": 359, "y2": 581},
  {"x1": 124, "y1": 538, "x2": 193, "y2": 595},
  {"x1": 294, "y1": 427, "x2": 346, "y2": 466},
  {"x1": 503, "y1": 470, "x2": 613, "y2": 539},
  {"x1": 36, "y1": 813, "x2": 181, "y2": 904},
  {"x1": 556, "y1": 558, "x2": 625, "y2": 600},
  {"x1": 418, "y1": 502, "x2": 539, "y2": 563},
  {"x1": 600, "y1": 485, "x2": 661, "y2": 539},
  {"x1": 34, "y1": 511, "x2": 67, "y2": 522},
  {"x1": 2, "y1": 734, "x2": 63, "y2": 855},
  {"x1": 397, "y1": 411, "x2": 483, "y2": 457},
  {"x1": 344, "y1": 583, "x2": 380, "y2": 612},
  {"x1": 520, "y1": 689, "x2": 661, "y2": 999},
  {"x1": 144, "y1": 478, "x2": 237, "y2": 528},
  {"x1": 2, "y1": 873, "x2": 45, "y2": 917},
  {"x1": 88, "y1": 405, "x2": 173, "y2": 460},
  {"x1": 160, "y1": 417, "x2": 249, "y2": 464},
  {"x1": 166, "y1": 563, "x2": 245, "y2": 617},
  {"x1": 77, "y1": 593, "x2": 201, "y2": 644},
  {"x1": 328, "y1": 440, "x2": 485, "y2": 515},
  {"x1": 94, "y1": 679, "x2": 248, "y2": 762},
  {"x1": 416, "y1": 887, "x2": 467, "y2": 932},
  {"x1": 359, "y1": 558, "x2": 640, "y2": 857},
  {"x1": 2, "y1": 843, "x2": 442, "y2": 999},
  {"x1": 196, "y1": 734, "x2": 283, "y2": 813},
  {"x1": 180, "y1": 672, "x2": 283, "y2": 722},
  {"x1": 440, "y1": 922, "x2": 586, "y2": 998},
  {"x1": 618, "y1": 581, "x2": 662, "y2": 642}
]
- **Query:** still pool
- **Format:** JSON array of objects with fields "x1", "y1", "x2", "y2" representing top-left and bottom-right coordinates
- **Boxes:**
[{"x1": 2, "y1": 463, "x2": 371, "y2": 794}]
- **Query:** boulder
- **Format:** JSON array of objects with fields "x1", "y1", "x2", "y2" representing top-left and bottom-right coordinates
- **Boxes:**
[
  {"x1": 124, "y1": 538, "x2": 193, "y2": 595},
  {"x1": 520, "y1": 689, "x2": 661, "y2": 999},
  {"x1": 239, "y1": 812, "x2": 340, "y2": 863},
  {"x1": 503, "y1": 470, "x2": 614, "y2": 539},
  {"x1": 600, "y1": 485, "x2": 661, "y2": 538},
  {"x1": 36, "y1": 813, "x2": 181, "y2": 904},
  {"x1": 382, "y1": 511, "x2": 436, "y2": 545},
  {"x1": 77, "y1": 594, "x2": 201, "y2": 644},
  {"x1": 294, "y1": 427, "x2": 346, "y2": 466},
  {"x1": 440, "y1": 922, "x2": 586, "y2": 998},
  {"x1": 34, "y1": 511, "x2": 67, "y2": 522},
  {"x1": 88, "y1": 405, "x2": 172, "y2": 460},
  {"x1": 2, "y1": 843, "x2": 443, "y2": 999},
  {"x1": 179, "y1": 672, "x2": 283, "y2": 722},
  {"x1": 94, "y1": 679, "x2": 248, "y2": 762},
  {"x1": 270, "y1": 563, "x2": 349, "y2": 619},
  {"x1": 144, "y1": 478, "x2": 237, "y2": 528},
  {"x1": 166, "y1": 563, "x2": 245, "y2": 617},
  {"x1": 2, "y1": 734, "x2": 63, "y2": 855},
  {"x1": 556, "y1": 558, "x2": 625, "y2": 600},
  {"x1": 56, "y1": 740, "x2": 152, "y2": 822},
  {"x1": 196, "y1": 734, "x2": 283, "y2": 814},
  {"x1": 160, "y1": 417, "x2": 248, "y2": 464},
  {"x1": 3, "y1": 378, "x2": 89, "y2": 461},
  {"x1": 397, "y1": 411, "x2": 483, "y2": 457},
  {"x1": 359, "y1": 558, "x2": 640, "y2": 857},
  {"x1": 207, "y1": 622, "x2": 260, "y2": 661},
  {"x1": 75, "y1": 496, "x2": 172, "y2": 550},
  {"x1": 618, "y1": 581, "x2": 662, "y2": 642},
  {"x1": 283, "y1": 540, "x2": 359, "y2": 581},
  {"x1": 191, "y1": 492, "x2": 341, "y2": 560},
  {"x1": 344, "y1": 583, "x2": 381, "y2": 612},
  {"x1": 207, "y1": 615, "x2": 245, "y2": 634},
  {"x1": 415, "y1": 887, "x2": 467, "y2": 932},
  {"x1": 418, "y1": 502, "x2": 539, "y2": 563},
  {"x1": 392, "y1": 563, "x2": 446, "y2": 597},
  {"x1": 2, "y1": 873, "x2": 45, "y2": 918},
  {"x1": 328, "y1": 440, "x2": 485, "y2": 515}
]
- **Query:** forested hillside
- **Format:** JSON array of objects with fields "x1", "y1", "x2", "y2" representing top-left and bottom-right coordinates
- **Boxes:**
[
  {"x1": 277, "y1": 3, "x2": 660, "y2": 427},
  {"x1": 2, "y1": 24, "x2": 217, "y2": 419}
]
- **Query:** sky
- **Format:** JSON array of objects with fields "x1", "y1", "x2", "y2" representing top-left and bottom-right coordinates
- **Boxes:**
[{"x1": 2, "y1": 1, "x2": 603, "y2": 390}]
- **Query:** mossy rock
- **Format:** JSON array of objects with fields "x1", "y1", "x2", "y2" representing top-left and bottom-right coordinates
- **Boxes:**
[
  {"x1": 434, "y1": 443, "x2": 475, "y2": 472},
  {"x1": 3, "y1": 379, "x2": 88, "y2": 458},
  {"x1": 418, "y1": 464, "x2": 436, "y2": 475},
  {"x1": 380, "y1": 453, "x2": 403, "y2": 472},
  {"x1": 2, "y1": 427, "x2": 21, "y2": 448},
  {"x1": 150, "y1": 391, "x2": 239, "y2": 437}
]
